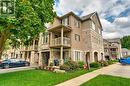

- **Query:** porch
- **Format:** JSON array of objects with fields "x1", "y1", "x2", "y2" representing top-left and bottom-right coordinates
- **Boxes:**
[{"x1": 40, "y1": 48, "x2": 71, "y2": 66}]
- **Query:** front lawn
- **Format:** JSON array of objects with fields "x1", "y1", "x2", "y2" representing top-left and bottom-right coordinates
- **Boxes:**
[
  {"x1": 0, "y1": 68, "x2": 96, "y2": 86},
  {"x1": 81, "y1": 75, "x2": 130, "y2": 86}
]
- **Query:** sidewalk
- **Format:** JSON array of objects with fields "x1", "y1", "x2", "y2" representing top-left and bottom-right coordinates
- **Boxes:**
[
  {"x1": 0, "y1": 66, "x2": 35, "y2": 74},
  {"x1": 55, "y1": 63, "x2": 119, "y2": 86}
]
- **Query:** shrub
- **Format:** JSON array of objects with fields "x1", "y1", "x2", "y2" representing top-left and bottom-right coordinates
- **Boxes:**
[
  {"x1": 60, "y1": 64, "x2": 70, "y2": 71},
  {"x1": 64, "y1": 60, "x2": 79, "y2": 70},
  {"x1": 50, "y1": 62, "x2": 54, "y2": 66},
  {"x1": 78, "y1": 61, "x2": 85, "y2": 68},
  {"x1": 102, "y1": 61, "x2": 109, "y2": 66},
  {"x1": 90, "y1": 62, "x2": 101, "y2": 68},
  {"x1": 112, "y1": 59, "x2": 119, "y2": 62},
  {"x1": 107, "y1": 60, "x2": 113, "y2": 65}
]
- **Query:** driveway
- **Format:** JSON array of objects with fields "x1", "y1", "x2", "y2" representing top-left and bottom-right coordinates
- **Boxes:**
[
  {"x1": 56, "y1": 63, "x2": 130, "y2": 86},
  {"x1": 0, "y1": 66, "x2": 35, "y2": 74},
  {"x1": 103, "y1": 63, "x2": 130, "y2": 78}
]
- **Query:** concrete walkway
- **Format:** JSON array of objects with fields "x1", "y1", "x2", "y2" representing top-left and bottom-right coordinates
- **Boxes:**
[
  {"x1": 56, "y1": 63, "x2": 130, "y2": 86},
  {"x1": 0, "y1": 66, "x2": 35, "y2": 74}
]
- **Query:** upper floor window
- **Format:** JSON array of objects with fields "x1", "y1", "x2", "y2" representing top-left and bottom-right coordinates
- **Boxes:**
[
  {"x1": 0, "y1": 0, "x2": 15, "y2": 15},
  {"x1": 74, "y1": 19, "x2": 80, "y2": 28},
  {"x1": 62, "y1": 17, "x2": 69, "y2": 26},
  {"x1": 92, "y1": 22, "x2": 96, "y2": 30},
  {"x1": 43, "y1": 34, "x2": 49, "y2": 44},
  {"x1": 75, "y1": 34, "x2": 80, "y2": 41},
  {"x1": 98, "y1": 28, "x2": 101, "y2": 34}
]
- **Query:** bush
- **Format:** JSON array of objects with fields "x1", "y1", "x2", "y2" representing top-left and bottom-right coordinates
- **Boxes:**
[
  {"x1": 102, "y1": 61, "x2": 109, "y2": 66},
  {"x1": 78, "y1": 61, "x2": 85, "y2": 68},
  {"x1": 60, "y1": 64, "x2": 70, "y2": 71},
  {"x1": 112, "y1": 59, "x2": 119, "y2": 62},
  {"x1": 107, "y1": 60, "x2": 113, "y2": 65},
  {"x1": 64, "y1": 60, "x2": 79, "y2": 70},
  {"x1": 90, "y1": 62, "x2": 101, "y2": 68}
]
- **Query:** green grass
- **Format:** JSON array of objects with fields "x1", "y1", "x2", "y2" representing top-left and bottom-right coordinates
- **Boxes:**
[
  {"x1": 0, "y1": 68, "x2": 97, "y2": 86},
  {"x1": 81, "y1": 75, "x2": 130, "y2": 86}
]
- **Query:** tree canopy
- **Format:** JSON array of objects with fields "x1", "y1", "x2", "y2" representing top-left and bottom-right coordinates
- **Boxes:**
[
  {"x1": 0, "y1": 0, "x2": 55, "y2": 58},
  {"x1": 121, "y1": 36, "x2": 130, "y2": 49}
]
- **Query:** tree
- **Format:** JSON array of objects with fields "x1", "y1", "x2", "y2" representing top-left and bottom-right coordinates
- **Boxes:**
[
  {"x1": 0, "y1": 0, "x2": 55, "y2": 59},
  {"x1": 121, "y1": 36, "x2": 130, "y2": 49}
]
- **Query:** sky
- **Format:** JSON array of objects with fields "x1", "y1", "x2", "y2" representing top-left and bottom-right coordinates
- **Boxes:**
[{"x1": 54, "y1": 0, "x2": 130, "y2": 39}]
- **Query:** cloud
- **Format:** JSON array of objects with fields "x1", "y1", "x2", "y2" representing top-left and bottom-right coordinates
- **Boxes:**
[{"x1": 54, "y1": 0, "x2": 130, "y2": 39}]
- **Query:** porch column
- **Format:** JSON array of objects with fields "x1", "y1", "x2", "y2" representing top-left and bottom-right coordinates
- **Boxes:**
[
  {"x1": 22, "y1": 52, "x2": 25, "y2": 60},
  {"x1": 33, "y1": 40, "x2": 35, "y2": 50},
  {"x1": 49, "y1": 48, "x2": 53, "y2": 65},
  {"x1": 38, "y1": 51, "x2": 43, "y2": 66},
  {"x1": 50, "y1": 32, "x2": 53, "y2": 45},
  {"x1": 60, "y1": 27, "x2": 64, "y2": 65},
  {"x1": 30, "y1": 51, "x2": 35, "y2": 66},
  {"x1": 61, "y1": 27, "x2": 63, "y2": 45},
  {"x1": 60, "y1": 47, "x2": 64, "y2": 65}
]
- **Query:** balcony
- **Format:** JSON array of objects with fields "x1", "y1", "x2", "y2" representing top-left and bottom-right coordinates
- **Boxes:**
[
  {"x1": 20, "y1": 45, "x2": 38, "y2": 51},
  {"x1": 50, "y1": 37, "x2": 71, "y2": 47}
]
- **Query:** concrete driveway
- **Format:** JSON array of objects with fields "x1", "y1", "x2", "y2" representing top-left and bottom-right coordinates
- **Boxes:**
[
  {"x1": 103, "y1": 63, "x2": 130, "y2": 78},
  {"x1": 0, "y1": 66, "x2": 35, "y2": 74},
  {"x1": 56, "y1": 63, "x2": 130, "y2": 86}
]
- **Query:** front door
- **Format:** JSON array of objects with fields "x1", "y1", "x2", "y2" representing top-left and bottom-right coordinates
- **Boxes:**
[{"x1": 42, "y1": 52, "x2": 50, "y2": 66}]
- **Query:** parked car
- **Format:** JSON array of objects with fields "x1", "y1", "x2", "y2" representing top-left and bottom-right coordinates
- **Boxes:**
[
  {"x1": 119, "y1": 57, "x2": 130, "y2": 65},
  {"x1": 0, "y1": 59, "x2": 30, "y2": 69}
]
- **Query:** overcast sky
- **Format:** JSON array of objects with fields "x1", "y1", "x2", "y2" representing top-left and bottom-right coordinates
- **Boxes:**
[{"x1": 54, "y1": 0, "x2": 130, "y2": 39}]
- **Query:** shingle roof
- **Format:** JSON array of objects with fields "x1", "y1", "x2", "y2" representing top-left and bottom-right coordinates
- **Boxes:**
[{"x1": 81, "y1": 12, "x2": 96, "y2": 21}]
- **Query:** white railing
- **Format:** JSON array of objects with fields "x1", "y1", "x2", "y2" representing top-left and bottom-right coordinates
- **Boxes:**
[{"x1": 51, "y1": 37, "x2": 70, "y2": 47}]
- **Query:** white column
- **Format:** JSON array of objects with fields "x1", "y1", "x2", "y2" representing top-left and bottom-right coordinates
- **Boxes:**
[
  {"x1": 30, "y1": 51, "x2": 35, "y2": 66},
  {"x1": 60, "y1": 47, "x2": 64, "y2": 65},
  {"x1": 61, "y1": 27, "x2": 63, "y2": 45},
  {"x1": 50, "y1": 32, "x2": 53, "y2": 45},
  {"x1": 49, "y1": 48, "x2": 53, "y2": 65},
  {"x1": 38, "y1": 51, "x2": 43, "y2": 66},
  {"x1": 60, "y1": 27, "x2": 64, "y2": 65}
]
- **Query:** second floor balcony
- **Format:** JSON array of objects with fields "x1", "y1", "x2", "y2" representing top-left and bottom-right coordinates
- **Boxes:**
[
  {"x1": 49, "y1": 25, "x2": 71, "y2": 48},
  {"x1": 50, "y1": 37, "x2": 71, "y2": 47}
]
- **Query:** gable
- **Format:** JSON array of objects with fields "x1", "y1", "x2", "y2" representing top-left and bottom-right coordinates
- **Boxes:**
[{"x1": 90, "y1": 13, "x2": 102, "y2": 30}]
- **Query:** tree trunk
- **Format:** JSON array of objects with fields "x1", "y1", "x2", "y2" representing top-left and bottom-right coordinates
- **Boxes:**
[
  {"x1": 0, "y1": 25, "x2": 13, "y2": 59},
  {"x1": 0, "y1": 35, "x2": 7, "y2": 59}
]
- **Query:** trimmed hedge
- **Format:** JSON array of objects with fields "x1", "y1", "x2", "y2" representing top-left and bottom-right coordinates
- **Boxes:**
[
  {"x1": 78, "y1": 61, "x2": 85, "y2": 68},
  {"x1": 90, "y1": 62, "x2": 101, "y2": 68},
  {"x1": 60, "y1": 60, "x2": 79, "y2": 71}
]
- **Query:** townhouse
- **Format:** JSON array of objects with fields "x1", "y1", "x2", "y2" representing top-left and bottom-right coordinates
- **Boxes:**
[
  {"x1": 7, "y1": 12, "x2": 105, "y2": 66},
  {"x1": 104, "y1": 38, "x2": 122, "y2": 60}
]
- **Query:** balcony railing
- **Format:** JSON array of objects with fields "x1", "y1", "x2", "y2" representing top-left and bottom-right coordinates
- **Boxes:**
[
  {"x1": 51, "y1": 37, "x2": 71, "y2": 47},
  {"x1": 20, "y1": 45, "x2": 38, "y2": 51}
]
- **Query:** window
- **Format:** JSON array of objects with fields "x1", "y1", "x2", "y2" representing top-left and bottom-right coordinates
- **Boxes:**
[
  {"x1": 62, "y1": 17, "x2": 69, "y2": 26},
  {"x1": 43, "y1": 34, "x2": 49, "y2": 44},
  {"x1": 98, "y1": 28, "x2": 101, "y2": 34},
  {"x1": 75, "y1": 51, "x2": 80, "y2": 61},
  {"x1": 92, "y1": 22, "x2": 95, "y2": 30},
  {"x1": 74, "y1": 19, "x2": 80, "y2": 28},
  {"x1": 75, "y1": 34, "x2": 80, "y2": 41},
  {"x1": 0, "y1": 0, "x2": 15, "y2": 14}
]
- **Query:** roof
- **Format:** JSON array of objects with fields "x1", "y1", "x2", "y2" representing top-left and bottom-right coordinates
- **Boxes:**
[
  {"x1": 106, "y1": 38, "x2": 121, "y2": 44},
  {"x1": 57, "y1": 11, "x2": 96, "y2": 21},
  {"x1": 122, "y1": 48, "x2": 130, "y2": 52},
  {"x1": 56, "y1": 11, "x2": 102, "y2": 29},
  {"x1": 81, "y1": 12, "x2": 95, "y2": 21}
]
